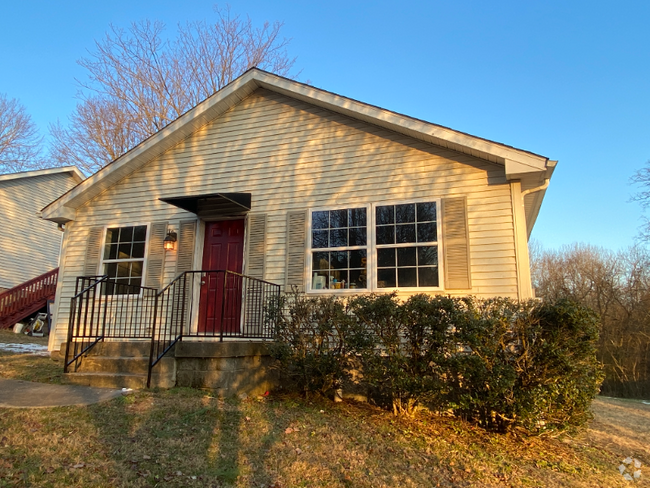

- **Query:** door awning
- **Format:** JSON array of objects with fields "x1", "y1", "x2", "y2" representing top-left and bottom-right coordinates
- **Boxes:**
[{"x1": 160, "y1": 192, "x2": 251, "y2": 219}]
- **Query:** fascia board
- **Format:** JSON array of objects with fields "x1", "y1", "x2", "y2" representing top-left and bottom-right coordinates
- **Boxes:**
[{"x1": 0, "y1": 165, "x2": 85, "y2": 183}]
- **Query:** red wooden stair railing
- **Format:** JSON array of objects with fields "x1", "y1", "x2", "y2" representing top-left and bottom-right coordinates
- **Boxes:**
[{"x1": 0, "y1": 268, "x2": 58, "y2": 329}]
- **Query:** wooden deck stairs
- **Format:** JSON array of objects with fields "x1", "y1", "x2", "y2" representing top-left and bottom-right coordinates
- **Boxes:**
[{"x1": 0, "y1": 268, "x2": 58, "y2": 329}]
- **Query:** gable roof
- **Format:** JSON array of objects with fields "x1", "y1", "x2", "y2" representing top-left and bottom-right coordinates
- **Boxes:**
[{"x1": 41, "y1": 68, "x2": 555, "y2": 224}]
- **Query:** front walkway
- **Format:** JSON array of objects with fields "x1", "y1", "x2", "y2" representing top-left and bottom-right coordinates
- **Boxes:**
[{"x1": 0, "y1": 378, "x2": 123, "y2": 408}]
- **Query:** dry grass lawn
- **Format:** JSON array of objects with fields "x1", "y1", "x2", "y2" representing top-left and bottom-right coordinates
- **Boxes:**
[{"x1": 0, "y1": 330, "x2": 648, "y2": 487}]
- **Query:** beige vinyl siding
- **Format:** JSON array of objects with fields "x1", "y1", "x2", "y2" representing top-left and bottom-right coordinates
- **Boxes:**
[
  {"x1": 0, "y1": 172, "x2": 78, "y2": 289},
  {"x1": 51, "y1": 89, "x2": 520, "y2": 348}
]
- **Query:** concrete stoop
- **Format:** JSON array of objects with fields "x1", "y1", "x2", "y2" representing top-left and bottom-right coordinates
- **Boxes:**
[
  {"x1": 62, "y1": 340, "x2": 277, "y2": 396},
  {"x1": 63, "y1": 341, "x2": 175, "y2": 389}
]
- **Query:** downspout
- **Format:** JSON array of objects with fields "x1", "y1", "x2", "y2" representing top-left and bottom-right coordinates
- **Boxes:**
[{"x1": 521, "y1": 179, "x2": 550, "y2": 198}]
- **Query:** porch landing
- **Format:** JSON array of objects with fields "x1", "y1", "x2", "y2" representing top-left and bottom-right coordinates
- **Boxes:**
[{"x1": 61, "y1": 341, "x2": 277, "y2": 396}]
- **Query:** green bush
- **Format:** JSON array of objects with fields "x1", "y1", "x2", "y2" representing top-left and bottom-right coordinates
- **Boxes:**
[
  {"x1": 270, "y1": 293, "x2": 604, "y2": 433},
  {"x1": 446, "y1": 298, "x2": 524, "y2": 430},
  {"x1": 267, "y1": 291, "x2": 357, "y2": 396},
  {"x1": 349, "y1": 293, "x2": 461, "y2": 415}
]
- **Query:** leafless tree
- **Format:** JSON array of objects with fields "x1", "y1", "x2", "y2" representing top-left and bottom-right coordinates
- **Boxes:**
[
  {"x1": 531, "y1": 242, "x2": 650, "y2": 398},
  {"x1": 0, "y1": 94, "x2": 43, "y2": 174},
  {"x1": 48, "y1": 6, "x2": 296, "y2": 175},
  {"x1": 631, "y1": 160, "x2": 650, "y2": 240}
]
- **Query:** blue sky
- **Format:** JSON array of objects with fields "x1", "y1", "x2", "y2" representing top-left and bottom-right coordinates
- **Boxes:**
[{"x1": 2, "y1": 1, "x2": 649, "y2": 251}]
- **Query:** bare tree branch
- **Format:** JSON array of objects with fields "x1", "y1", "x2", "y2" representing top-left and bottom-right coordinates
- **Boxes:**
[
  {"x1": 530, "y1": 242, "x2": 650, "y2": 397},
  {"x1": 48, "y1": 5, "x2": 296, "y2": 174},
  {"x1": 0, "y1": 94, "x2": 44, "y2": 174}
]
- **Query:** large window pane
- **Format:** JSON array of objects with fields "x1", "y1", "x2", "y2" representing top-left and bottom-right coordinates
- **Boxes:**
[
  {"x1": 418, "y1": 246, "x2": 438, "y2": 266},
  {"x1": 313, "y1": 251, "x2": 330, "y2": 270},
  {"x1": 118, "y1": 243, "x2": 132, "y2": 259},
  {"x1": 350, "y1": 249, "x2": 367, "y2": 268},
  {"x1": 133, "y1": 226, "x2": 147, "y2": 242},
  {"x1": 331, "y1": 251, "x2": 348, "y2": 269},
  {"x1": 132, "y1": 242, "x2": 146, "y2": 259},
  {"x1": 349, "y1": 269, "x2": 368, "y2": 289},
  {"x1": 106, "y1": 228, "x2": 119, "y2": 244},
  {"x1": 120, "y1": 227, "x2": 134, "y2": 243}
]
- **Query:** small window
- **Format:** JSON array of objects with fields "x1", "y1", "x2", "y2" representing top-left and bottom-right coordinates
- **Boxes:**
[
  {"x1": 375, "y1": 202, "x2": 439, "y2": 288},
  {"x1": 311, "y1": 208, "x2": 368, "y2": 290},
  {"x1": 101, "y1": 225, "x2": 147, "y2": 294}
]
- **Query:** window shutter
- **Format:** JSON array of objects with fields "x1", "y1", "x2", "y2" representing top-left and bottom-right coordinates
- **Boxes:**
[
  {"x1": 84, "y1": 227, "x2": 104, "y2": 276},
  {"x1": 176, "y1": 219, "x2": 197, "y2": 275},
  {"x1": 145, "y1": 221, "x2": 168, "y2": 289},
  {"x1": 442, "y1": 196, "x2": 471, "y2": 290},
  {"x1": 285, "y1": 210, "x2": 307, "y2": 292},
  {"x1": 246, "y1": 214, "x2": 267, "y2": 279}
]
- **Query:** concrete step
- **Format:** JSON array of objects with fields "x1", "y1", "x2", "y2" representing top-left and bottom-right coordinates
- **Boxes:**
[
  {"x1": 63, "y1": 372, "x2": 148, "y2": 389},
  {"x1": 76, "y1": 356, "x2": 175, "y2": 375},
  {"x1": 63, "y1": 371, "x2": 175, "y2": 389},
  {"x1": 92, "y1": 341, "x2": 153, "y2": 357}
]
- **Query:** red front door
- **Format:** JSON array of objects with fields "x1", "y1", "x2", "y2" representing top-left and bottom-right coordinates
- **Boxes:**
[{"x1": 198, "y1": 219, "x2": 245, "y2": 334}]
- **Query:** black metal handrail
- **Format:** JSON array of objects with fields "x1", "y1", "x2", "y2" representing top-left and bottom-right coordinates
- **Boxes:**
[
  {"x1": 147, "y1": 270, "x2": 281, "y2": 387},
  {"x1": 64, "y1": 276, "x2": 158, "y2": 373},
  {"x1": 63, "y1": 271, "x2": 281, "y2": 387}
]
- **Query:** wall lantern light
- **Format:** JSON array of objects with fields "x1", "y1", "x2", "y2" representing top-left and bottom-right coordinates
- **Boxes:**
[{"x1": 163, "y1": 231, "x2": 177, "y2": 251}]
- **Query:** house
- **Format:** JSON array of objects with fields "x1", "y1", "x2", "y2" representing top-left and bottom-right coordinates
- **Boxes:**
[
  {"x1": 0, "y1": 166, "x2": 84, "y2": 292},
  {"x1": 40, "y1": 68, "x2": 556, "y2": 391},
  {"x1": 0, "y1": 167, "x2": 84, "y2": 329}
]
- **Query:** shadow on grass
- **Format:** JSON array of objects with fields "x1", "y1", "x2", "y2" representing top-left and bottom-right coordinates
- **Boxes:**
[{"x1": 83, "y1": 387, "x2": 282, "y2": 486}]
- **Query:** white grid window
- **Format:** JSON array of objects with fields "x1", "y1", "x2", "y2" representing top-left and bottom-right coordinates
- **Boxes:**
[
  {"x1": 311, "y1": 208, "x2": 368, "y2": 290},
  {"x1": 102, "y1": 225, "x2": 147, "y2": 294},
  {"x1": 375, "y1": 202, "x2": 439, "y2": 288},
  {"x1": 308, "y1": 200, "x2": 440, "y2": 292}
]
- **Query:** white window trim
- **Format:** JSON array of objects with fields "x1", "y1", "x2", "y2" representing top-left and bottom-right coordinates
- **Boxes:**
[
  {"x1": 307, "y1": 204, "x2": 370, "y2": 294},
  {"x1": 306, "y1": 198, "x2": 444, "y2": 294},
  {"x1": 100, "y1": 223, "x2": 151, "y2": 297}
]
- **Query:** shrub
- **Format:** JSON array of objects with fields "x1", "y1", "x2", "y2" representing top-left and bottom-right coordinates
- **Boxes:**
[
  {"x1": 512, "y1": 298, "x2": 604, "y2": 432},
  {"x1": 349, "y1": 293, "x2": 461, "y2": 415},
  {"x1": 446, "y1": 298, "x2": 524, "y2": 430},
  {"x1": 271, "y1": 292, "x2": 604, "y2": 433},
  {"x1": 267, "y1": 291, "x2": 356, "y2": 397}
]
